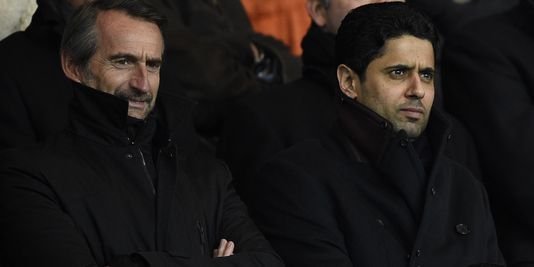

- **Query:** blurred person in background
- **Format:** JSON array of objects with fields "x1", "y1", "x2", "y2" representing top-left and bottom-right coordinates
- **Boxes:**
[{"x1": 442, "y1": 0, "x2": 534, "y2": 265}]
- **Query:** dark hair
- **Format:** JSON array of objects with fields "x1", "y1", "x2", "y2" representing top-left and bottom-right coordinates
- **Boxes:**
[
  {"x1": 60, "y1": 0, "x2": 167, "y2": 70},
  {"x1": 335, "y1": 2, "x2": 440, "y2": 80}
]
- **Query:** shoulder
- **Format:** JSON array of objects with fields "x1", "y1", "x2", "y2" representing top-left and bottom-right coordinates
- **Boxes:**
[{"x1": 257, "y1": 138, "x2": 346, "y2": 189}]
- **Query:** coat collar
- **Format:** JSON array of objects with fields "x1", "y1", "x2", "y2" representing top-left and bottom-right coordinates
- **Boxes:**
[
  {"x1": 68, "y1": 82, "x2": 198, "y2": 154},
  {"x1": 335, "y1": 96, "x2": 451, "y2": 167}
]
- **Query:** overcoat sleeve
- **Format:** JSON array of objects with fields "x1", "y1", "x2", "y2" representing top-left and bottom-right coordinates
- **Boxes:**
[
  {"x1": 247, "y1": 159, "x2": 354, "y2": 267},
  {"x1": 0, "y1": 151, "x2": 98, "y2": 266}
]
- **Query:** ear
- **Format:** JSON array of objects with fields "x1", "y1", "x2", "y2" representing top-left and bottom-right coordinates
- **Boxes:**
[
  {"x1": 337, "y1": 64, "x2": 360, "y2": 99},
  {"x1": 61, "y1": 51, "x2": 83, "y2": 83},
  {"x1": 306, "y1": 0, "x2": 327, "y2": 27}
]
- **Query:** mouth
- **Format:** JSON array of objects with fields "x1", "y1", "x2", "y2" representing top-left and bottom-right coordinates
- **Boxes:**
[
  {"x1": 128, "y1": 100, "x2": 148, "y2": 110},
  {"x1": 399, "y1": 107, "x2": 424, "y2": 120}
]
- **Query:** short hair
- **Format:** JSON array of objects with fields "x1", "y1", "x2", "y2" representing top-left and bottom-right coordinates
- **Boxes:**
[
  {"x1": 320, "y1": 0, "x2": 331, "y2": 8},
  {"x1": 335, "y1": 2, "x2": 439, "y2": 80},
  {"x1": 61, "y1": 0, "x2": 167, "y2": 70}
]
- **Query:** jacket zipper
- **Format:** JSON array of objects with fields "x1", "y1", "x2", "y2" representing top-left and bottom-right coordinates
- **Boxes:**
[
  {"x1": 138, "y1": 148, "x2": 156, "y2": 195},
  {"x1": 196, "y1": 220, "x2": 208, "y2": 255}
]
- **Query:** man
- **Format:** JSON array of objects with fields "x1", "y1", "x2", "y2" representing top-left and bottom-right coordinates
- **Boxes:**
[
  {"x1": 246, "y1": 3, "x2": 504, "y2": 266},
  {"x1": 218, "y1": 0, "x2": 480, "y2": 202},
  {"x1": 0, "y1": 1, "x2": 283, "y2": 266},
  {"x1": 442, "y1": 0, "x2": 534, "y2": 265}
]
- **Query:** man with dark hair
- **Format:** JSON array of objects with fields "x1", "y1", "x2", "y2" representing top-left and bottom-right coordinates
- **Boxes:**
[
  {"x1": 0, "y1": 1, "x2": 283, "y2": 266},
  {"x1": 245, "y1": 2, "x2": 504, "y2": 266}
]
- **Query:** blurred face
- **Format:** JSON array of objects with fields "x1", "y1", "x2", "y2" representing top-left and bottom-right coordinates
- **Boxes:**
[
  {"x1": 339, "y1": 35, "x2": 435, "y2": 138},
  {"x1": 324, "y1": 0, "x2": 404, "y2": 33},
  {"x1": 80, "y1": 10, "x2": 164, "y2": 119}
]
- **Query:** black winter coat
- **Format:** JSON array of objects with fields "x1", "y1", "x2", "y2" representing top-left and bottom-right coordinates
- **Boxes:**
[
  {"x1": 246, "y1": 99, "x2": 505, "y2": 267},
  {"x1": 442, "y1": 0, "x2": 534, "y2": 265},
  {"x1": 0, "y1": 84, "x2": 283, "y2": 267}
]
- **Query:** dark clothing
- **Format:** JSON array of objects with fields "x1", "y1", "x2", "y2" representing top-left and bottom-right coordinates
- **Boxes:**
[
  {"x1": 0, "y1": 83, "x2": 283, "y2": 267},
  {"x1": 408, "y1": 0, "x2": 518, "y2": 37},
  {"x1": 155, "y1": 0, "x2": 301, "y2": 146},
  {"x1": 247, "y1": 98, "x2": 504, "y2": 267},
  {"x1": 0, "y1": 0, "x2": 72, "y2": 150},
  {"x1": 442, "y1": 1, "x2": 534, "y2": 265},
  {"x1": 218, "y1": 23, "x2": 481, "y2": 200},
  {"x1": 218, "y1": 24, "x2": 338, "y2": 190}
]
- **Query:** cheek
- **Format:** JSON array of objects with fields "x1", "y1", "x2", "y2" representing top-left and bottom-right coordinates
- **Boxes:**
[
  {"x1": 149, "y1": 74, "x2": 160, "y2": 92},
  {"x1": 424, "y1": 90, "x2": 435, "y2": 108}
]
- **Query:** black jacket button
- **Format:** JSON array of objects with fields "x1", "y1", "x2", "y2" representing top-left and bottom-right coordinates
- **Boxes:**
[
  {"x1": 455, "y1": 224, "x2": 471, "y2": 235},
  {"x1": 376, "y1": 218, "x2": 384, "y2": 227},
  {"x1": 125, "y1": 153, "x2": 134, "y2": 159}
]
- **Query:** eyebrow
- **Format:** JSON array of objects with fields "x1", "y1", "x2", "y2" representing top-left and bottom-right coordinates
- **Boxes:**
[
  {"x1": 109, "y1": 53, "x2": 162, "y2": 64},
  {"x1": 384, "y1": 64, "x2": 435, "y2": 73}
]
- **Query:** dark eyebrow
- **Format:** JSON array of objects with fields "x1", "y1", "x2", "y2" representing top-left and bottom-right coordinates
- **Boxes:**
[
  {"x1": 146, "y1": 57, "x2": 163, "y2": 65},
  {"x1": 109, "y1": 53, "x2": 139, "y2": 63},
  {"x1": 419, "y1": 67, "x2": 435, "y2": 74},
  {"x1": 384, "y1": 64, "x2": 414, "y2": 71}
]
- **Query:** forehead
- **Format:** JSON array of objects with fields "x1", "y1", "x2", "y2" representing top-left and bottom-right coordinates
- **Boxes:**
[
  {"x1": 373, "y1": 35, "x2": 434, "y2": 67},
  {"x1": 95, "y1": 10, "x2": 164, "y2": 56}
]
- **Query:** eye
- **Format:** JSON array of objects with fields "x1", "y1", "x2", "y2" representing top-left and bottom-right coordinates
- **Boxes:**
[
  {"x1": 388, "y1": 69, "x2": 407, "y2": 79},
  {"x1": 146, "y1": 61, "x2": 162, "y2": 73},
  {"x1": 420, "y1": 71, "x2": 434, "y2": 83},
  {"x1": 112, "y1": 58, "x2": 133, "y2": 68}
]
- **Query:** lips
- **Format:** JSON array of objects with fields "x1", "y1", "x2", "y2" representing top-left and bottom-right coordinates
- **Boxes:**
[
  {"x1": 128, "y1": 100, "x2": 148, "y2": 110},
  {"x1": 399, "y1": 107, "x2": 424, "y2": 120}
]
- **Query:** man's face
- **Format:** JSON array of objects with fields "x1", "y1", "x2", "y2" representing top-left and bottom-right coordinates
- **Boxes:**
[
  {"x1": 324, "y1": 0, "x2": 404, "y2": 33},
  {"x1": 80, "y1": 10, "x2": 164, "y2": 120},
  {"x1": 350, "y1": 35, "x2": 435, "y2": 138}
]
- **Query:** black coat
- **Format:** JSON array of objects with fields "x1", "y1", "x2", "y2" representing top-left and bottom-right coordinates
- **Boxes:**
[
  {"x1": 0, "y1": 0, "x2": 72, "y2": 150},
  {"x1": 442, "y1": 0, "x2": 534, "y2": 265},
  {"x1": 246, "y1": 99, "x2": 504, "y2": 267},
  {"x1": 0, "y1": 84, "x2": 283, "y2": 267}
]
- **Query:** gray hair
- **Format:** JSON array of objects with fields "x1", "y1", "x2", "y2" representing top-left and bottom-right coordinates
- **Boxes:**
[
  {"x1": 60, "y1": 0, "x2": 166, "y2": 71},
  {"x1": 320, "y1": 0, "x2": 331, "y2": 8}
]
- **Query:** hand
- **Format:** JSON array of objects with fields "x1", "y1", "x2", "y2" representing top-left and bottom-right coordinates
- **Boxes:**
[{"x1": 213, "y1": 238, "x2": 234, "y2": 258}]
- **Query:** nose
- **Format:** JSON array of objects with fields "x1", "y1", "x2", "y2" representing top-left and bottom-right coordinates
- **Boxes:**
[
  {"x1": 405, "y1": 73, "x2": 425, "y2": 99},
  {"x1": 130, "y1": 65, "x2": 150, "y2": 93}
]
